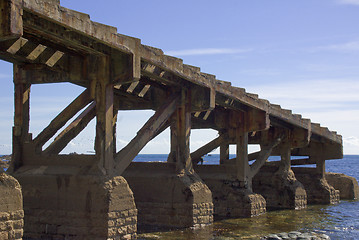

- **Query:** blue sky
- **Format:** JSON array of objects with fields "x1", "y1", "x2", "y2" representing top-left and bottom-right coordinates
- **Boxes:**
[{"x1": 0, "y1": 0, "x2": 358, "y2": 155}]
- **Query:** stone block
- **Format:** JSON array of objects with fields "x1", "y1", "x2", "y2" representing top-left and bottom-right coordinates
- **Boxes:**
[
  {"x1": 0, "y1": 173, "x2": 23, "y2": 240},
  {"x1": 326, "y1": 172, "x2": 359, "y2": 200}
]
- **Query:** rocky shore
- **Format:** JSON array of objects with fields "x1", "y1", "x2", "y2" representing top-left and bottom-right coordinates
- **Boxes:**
[{"x1": 261, "y1": 231, "x2": 330, "y2": 240}]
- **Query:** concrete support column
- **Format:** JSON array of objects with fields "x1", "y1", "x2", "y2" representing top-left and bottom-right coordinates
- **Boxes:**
[
  {"x1": 15, "y1": 171, "x2": 137, "y2": 239},
  {"x1": 193, "y1": 111, "x2": 266, "y2": 219},
  {"x1": 293, "y1": 156, "x2": 340, "y2": 204},
  {"x1": 253, "y1": 140, "x2": 307, "y2": 210},
  {"x1": 124, "y1": 89, "x2": 213, "y2": 229}
]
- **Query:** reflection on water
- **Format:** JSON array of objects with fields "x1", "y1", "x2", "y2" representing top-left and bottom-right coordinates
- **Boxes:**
[{"x1": 137, "y1": 201, "x2": 359, "y2": 240}]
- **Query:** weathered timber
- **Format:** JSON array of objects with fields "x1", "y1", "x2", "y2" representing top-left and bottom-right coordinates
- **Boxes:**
[
  {"x1": 172, "y1": 89, "x2": 193, "y2": 173},
  {"x1": 33, "y1": 89, "x2": 92, "y2": 151},
  {"x1": 92, "y1": 56, "x2": 115, "y2": 175},
  {"x1": 10, "y1": 64, "x2": 30, "y2": 172},
  {"x1": 43, "y1": 102, "x2": 96, "y2": 155},
  {"x1": 191, "y1": 133, "x2": 228, "y2": 164},
  {"x1": 236, "y1": 126, "x2": 250, "y2": 188},
  {"x1": 249, "y1": 137, "x2": 282, "y2": 178},
  {"x1": 114, "y1": 94, "x2": 180, "y2": 175}
]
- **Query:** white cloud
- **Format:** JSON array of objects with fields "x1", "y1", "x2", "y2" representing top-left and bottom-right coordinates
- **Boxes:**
[
  {"x1": 246, "y1": 78, "x2": 359, "y2": 106},
  {"x1": 343, "y1": 136, "x2": 359, "y2": 154},
  {"x1": 336, "y1": 0, "x2": 359, "y2": 5},
  {"x1": 315, "y1": 40, "x2": 359, "y2": 52},
  {"x1": 344, "y1": 136, "x2": 359, "y2": 147},
  {"x1": 244, "y1": 78, "x2": 359, "y2": 154},
  {"x1": 165, "y1": 48, "x2": 252, "y2": 56}
]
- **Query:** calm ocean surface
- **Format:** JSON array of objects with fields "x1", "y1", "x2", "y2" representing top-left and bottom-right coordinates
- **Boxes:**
[
  {"x1": 1, "y1": 155, "x2": 358, "y2": 239},
  {"x1": 133, "y1": 154, "x2": 359, "y2": 240}
]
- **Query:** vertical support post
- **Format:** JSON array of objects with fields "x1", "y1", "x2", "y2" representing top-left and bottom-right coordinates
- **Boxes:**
[
  {"x1": 113, "y1": 97, "x2": 119, "y2": 156},
  {"x1": 280, "y1": 142, "x2": 291, "y2": 172},
  {"x1": 220, "y1": 130, "x2": 229, "y2": 164},
  {"x1": 316, "y1": 157, "x2": 326, "y2": 179},
  {"x1": 93, "y1": 56, "x2": 114, "y2": 175},
  {"x1": 173, "y1": 89, "x2": 192, "y2": 173},
  {"x1": 167, "y1": 120, "x2": 177, "y2": 163},
  {"x1": 236, "y1": 125, "x2": 249, "y2": 189},
  {"x1": 10, "y1": 64, "x2": 30, "y2": 172}
]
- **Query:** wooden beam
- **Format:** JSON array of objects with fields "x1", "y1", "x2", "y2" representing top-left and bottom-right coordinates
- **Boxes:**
[
  {"x1": 173, "y1": 89, "x2": 193, "y2": 172},
  {"x1": 43, "y1": 102, "x2": 96, "y2": 155},
  {"x1": 191, "y1": 84, "x2": 215, "y2": 112},
  {"x1": 191, "y1": 133, "x2": 227, "y2": 164},
  {"x1": 33, "y1": 88, "x2": 92, "y2": 151},
  {"x1": 0, "y1": 0, "x2": 23, "y2": 40},
  {"x1": 279, "y1": 142, "x2": 291, "y2": 172},
  {"x1": 92, "y1": 56, "x2": 114, "y2": 175},
  {"x1": 249, "y1": 137, "x2": 282, "y2": 178},
  {"x1": 236, "y1": 126, "x2": 250, "y2": 188},
  {"x1": 114, "y1": 94, "x2": 180, "y2": 175},
  {"x1": 220, "y1": 130, "x2": 229, "y2": 164},
  {"x1": 248, "y1": 151, "x2": 260, "y2": 161},
  {"x1": 291, "y1": 141, "x2": 343, "y2": 160},
  {"x1": 290, "y1": 158, "x2": 314, "y2": 165},
  {"x1": 315, "y1": 157, "x2": 326, "y2": 178},
  {"x1": 10, "y1": 65, "x2": 30, "y2": 172}
]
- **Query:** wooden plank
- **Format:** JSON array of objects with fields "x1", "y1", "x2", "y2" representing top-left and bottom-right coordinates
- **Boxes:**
[
  {"x1": 191, "y1": 133, "x2": 227, "y2": 164},
  {"x1": 33, "y1": 88, "x2": 92, "y2": 151},
  {"x1": 43, "y1": 102, "x2": 96, "y2": 155},
  {"x1": 114, "y1": 94, "x2": 180, "y2": 175}
]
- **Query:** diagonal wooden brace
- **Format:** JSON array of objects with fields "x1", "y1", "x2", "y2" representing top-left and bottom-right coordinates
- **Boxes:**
[
  {"x1": 33, "y1": 89, "x2": 92, "y2": 151},
  {"x1": 114, "y1": 94, "x2": 180, "y2": 175},
  {"x1": 249, "y1": 136, "x2": 282, "y2": 178},
  {"x1": 43, "y1": 102, "x2": 96, "y2": 155},
  {"x1": 191, "y1": 133, "x2": 228, "y2": 164}
]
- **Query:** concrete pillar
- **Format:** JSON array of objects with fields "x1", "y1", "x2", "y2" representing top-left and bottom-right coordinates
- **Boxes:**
[
  {"x1": 0, "y1": 172, "x2": 23, "y2": 240},
  {"x1": 193, "y1": 112, "x2": 266, "y2": 219},
  {"x1": 124, "y1": 89, "x2": 213, "y2": 229},
  {"x1": 293, "y1": 156, "x2": 340, "y2": 204},
  {"x1": 14, "y1": 170, "x2": 137, "y2": 240},
  {"x1": 253, "y1": 143, "x2": 307, "y2": 210}
]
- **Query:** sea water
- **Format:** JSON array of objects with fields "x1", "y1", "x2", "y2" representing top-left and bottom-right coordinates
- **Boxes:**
[
  {"x1": 133, "y1": 155, "x2": 359, "y2": 240},
  {"x1": 1, "y1": 155, "x2": 358, "y2": 239}
]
